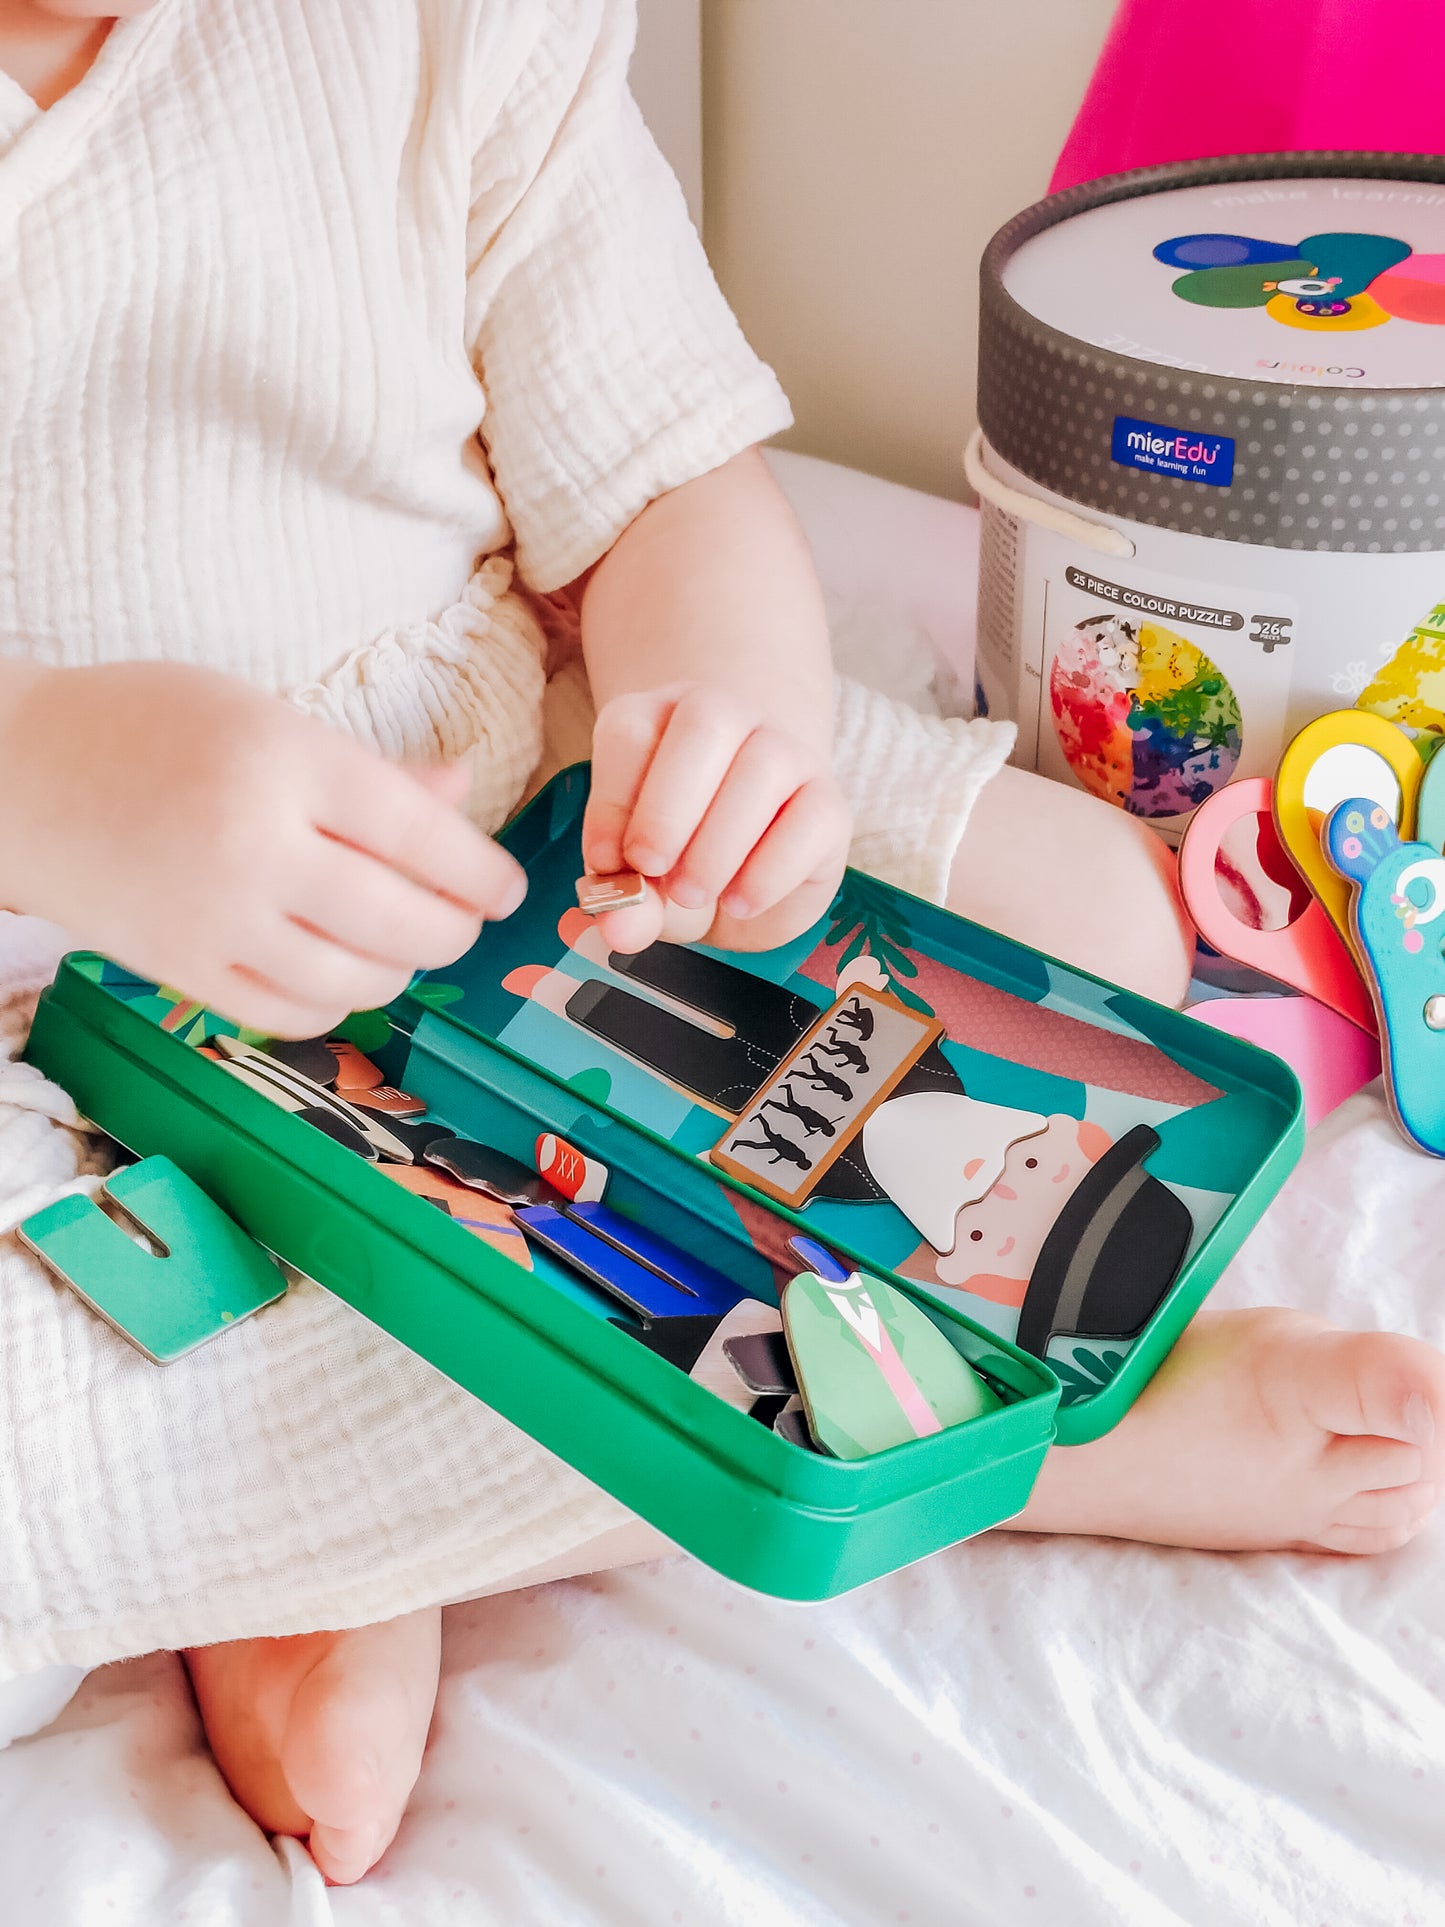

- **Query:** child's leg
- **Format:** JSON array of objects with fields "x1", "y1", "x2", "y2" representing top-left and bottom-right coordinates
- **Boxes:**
[
  {"x1": 946, "y1": 762, "x2": 1196, "y2": 1006},
  {"x1": 182, "y1": 764, "x2": 1443, "y2": 1882},
  {"x1": 949, "y1": 763, "x2": 1445, "y2": 1552}
]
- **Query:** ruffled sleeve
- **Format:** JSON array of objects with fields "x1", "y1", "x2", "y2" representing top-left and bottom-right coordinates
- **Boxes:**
[{"x1": 463, "y1": 0, "x2": 792, "y2": 592}]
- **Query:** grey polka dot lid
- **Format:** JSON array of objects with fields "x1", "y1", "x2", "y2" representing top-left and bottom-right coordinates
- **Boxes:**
[{"x1": 978, "y1": 153, "x2": 1445, "y2": 553}]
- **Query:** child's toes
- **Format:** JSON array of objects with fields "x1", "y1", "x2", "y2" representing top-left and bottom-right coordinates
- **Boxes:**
[
  {"x1": 1316, "y1": 1478, "x2": 1440, "y2": 1556},
  {"x1": 1293, "y1": 1328, "x2": 1445, "y2": 1458}
]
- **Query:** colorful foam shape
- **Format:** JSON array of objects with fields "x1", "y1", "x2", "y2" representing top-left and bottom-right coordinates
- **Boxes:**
[
  {"x1": 1273, "y1": 710, "x2": 1422, "y2": 955},
  {"x1": 861, "y1": 1090, "x2": 1049, "y2": 1252},
  {"x1": 1153, "y1": 234, "x2": 1301, "y2": 270},
  {"x1": 1183, "y1": 995, "x2": 1381, "y2": 1130},
  {"x1": 782, "y1": 1265, "x2": 1001, "y2": 1460},
  {"x1": 1325, "y1": 799, "x2": 1445, "y2": 1157},
  {"x1": 19, "y1": 1157, "x2": 287, "y2": 1363},
  {"x1": 1181, "y1": 777, "x2": 1377, "y2": 1032}
]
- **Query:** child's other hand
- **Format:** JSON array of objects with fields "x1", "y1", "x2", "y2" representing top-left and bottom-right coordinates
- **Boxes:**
[
  {"x1": 582, "y1": 684, "x2": 850, "y2": 955},
  {"x1": 0, "y1": 662, "x2": 526, "y2": 1037}
]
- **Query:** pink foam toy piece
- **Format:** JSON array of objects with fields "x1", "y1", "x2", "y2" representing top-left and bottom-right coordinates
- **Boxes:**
[
  {"x1": 1179, "y1": 778, "x2": 1377, "y2": 1034},
  {"x1": 1184, "y1": 995, "x2": 1380, "y2": 1129}
]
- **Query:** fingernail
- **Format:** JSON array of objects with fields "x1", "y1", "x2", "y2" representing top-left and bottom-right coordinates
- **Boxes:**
[
  {"x1": 495, "y1": 868, "x2": 528, "y2": 919},
  {"x1": 627, "y1": 845, "x2": 667, "y2": 877},
  {"x1": 722, "y1": 890, "x2": 754, "y2": 920},
  {"x1": 667, "y1": 878, "x2": 707, "y2": 909},
  {"x1": 1405, "y1": 1393, "x2": 1435, "y2": 1446}
]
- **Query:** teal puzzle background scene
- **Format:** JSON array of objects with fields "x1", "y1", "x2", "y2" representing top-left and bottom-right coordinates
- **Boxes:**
[{"x1": 84, "y1": 768, "x2": 1298, "y2": 1418}]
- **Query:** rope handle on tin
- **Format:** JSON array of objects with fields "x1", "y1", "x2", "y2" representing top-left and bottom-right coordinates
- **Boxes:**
[{"x1": 963, "y1": 428, "x2": 1136, "y2": 560}]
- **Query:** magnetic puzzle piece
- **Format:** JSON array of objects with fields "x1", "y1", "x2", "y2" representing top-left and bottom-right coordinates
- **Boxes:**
[
  {"x1": 260, "y1": 1035, "x2": 348, "y2": 1087},
  {"x1": 19, "y1": 1157, "x2": 287, "y2": 1363},
  {"x1": 210, "y1": 1037, "x2": 416, "y2": 1162},
  {"x1": 576, "y1": 871, "x2": 648, "y2": 915},
  {"x1": 781, "y1": 1236, "x2": 1001, "y2": 1460},
  {"x1": 861, "y1": 1090, "x2": 1050, "y2": 1252},
  {"x1": 381, "y1": 1163, "x2": 534, "y2": 1266},
  {"x1": 425, "y1": 1137, "x2": 559, "y2": 1206},
  {"x1": 517, "y1": 1203, "x2": 742, "y2": 1322},
  {"x1": 422, "y1": 1139, "x2": 735, "y2": 1311},
  {"x1": 564, "y1": 1201, "x2": 747, "y2": 1318},
  {"x1": 607, "y1": 942, "x2": 816, "y2": 1062},
  {"x1": 208, "y1": 1054, "x2": 379, "y2": 1160},
  {"x1": 723, "y1": 1327, "x2": 797, "y2": 1397},
  {"x1": 1325, "y1": 798, "x2": 1445, "y2": 1156},
  {"x1": 687, "y1": 1298, "x2": 785, "y2": 1411},
  {"x1": 923, "y1": 1114, "x2": 1114, "y2": 1304},
  {"x1": 535, "y1": 1132, "x2": 608, "y2": 1203},
  {"x1": 711, "y1": 988, "x2": 946, "y2": 1209},
  {"x1": 346, "y1": 1082, "x2": 428, "y2": 1119},
  {"x1": 324, "y1": 1039, "x2": 386, "y2": 1093},
  {"x1": 1013, "y1": 1126, "x2": 1192, "y2": 1360}
]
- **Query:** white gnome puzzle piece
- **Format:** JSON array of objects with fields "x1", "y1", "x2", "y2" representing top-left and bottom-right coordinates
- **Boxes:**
[{"x1": 862, "y1": 1091, "x2": 1050, "y2": 1253}]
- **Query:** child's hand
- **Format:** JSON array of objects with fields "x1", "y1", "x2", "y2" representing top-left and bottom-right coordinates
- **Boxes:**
[
  {"x1": 0, "y1": 661, "x2": 526, "y2": 1037},
  {"x1": 582, "y1": 683, "x2": 850, "y2": 954}
]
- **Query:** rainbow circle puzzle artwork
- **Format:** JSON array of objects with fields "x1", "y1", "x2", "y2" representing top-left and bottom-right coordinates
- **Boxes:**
[
  {"x1": 1050, "y1": 612, "x2": 1242, "y2": 818},
  {"x1": 1155, "y1": 229, "x2": 1445, "y2": 333}
]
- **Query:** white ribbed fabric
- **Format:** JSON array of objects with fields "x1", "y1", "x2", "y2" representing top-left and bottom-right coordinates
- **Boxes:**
[
  {"x1": 0, "y1": 0, "x2": 1016, "y2": 1673},
  {"x1": 0, "y1": 0, "x2": 789, "y2": 787}
]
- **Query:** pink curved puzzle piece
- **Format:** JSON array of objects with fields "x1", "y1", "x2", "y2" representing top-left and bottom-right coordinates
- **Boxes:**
[
  {"x1": 1184, "y1": 995, "x2": 1381, "y2": 1129},
  {"x1": 1178, "y1": 778, "x2": 1377, "y2": 1034}
]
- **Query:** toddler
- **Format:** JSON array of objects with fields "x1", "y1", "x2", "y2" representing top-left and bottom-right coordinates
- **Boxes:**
[{"x1": 2, "y1": 0, "x2": 1442, "y2": 1887}]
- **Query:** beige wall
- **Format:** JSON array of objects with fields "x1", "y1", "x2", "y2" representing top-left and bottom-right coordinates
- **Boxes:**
[
  {"x1": 701, "y1": 0, "x2": 1116, "y2": 501},
  {"x1": 632, "y1": 0, "x2": 703, "y2": 225}
]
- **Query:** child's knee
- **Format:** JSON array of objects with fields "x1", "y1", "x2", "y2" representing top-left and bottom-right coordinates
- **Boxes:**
[
  {"x1": 1086, "y1": 804, "x2": 1196, "y2": 1008},
  {"x1": 948, "y1": 764, "x2": 1196, "y2": 1007}
]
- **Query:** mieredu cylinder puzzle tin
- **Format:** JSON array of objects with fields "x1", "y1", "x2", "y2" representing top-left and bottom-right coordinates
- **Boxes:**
[{"x1": 972, "y1": 153, "x2": 1445, "y2": 840}]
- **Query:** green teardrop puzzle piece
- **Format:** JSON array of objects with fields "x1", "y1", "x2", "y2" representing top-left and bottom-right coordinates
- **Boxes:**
[
  {"x1": 19, "y1": 1156, "x2": 287, "y2": 1364},
  {"x1": 782, "y1": 1268, "x2": 1001, "y2": 1460}
]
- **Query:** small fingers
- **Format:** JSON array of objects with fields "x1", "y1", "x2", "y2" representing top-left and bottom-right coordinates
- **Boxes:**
[
  {"x1": 593, "y1": 884, "x2": 667, "y2": 956},
  {"x1": 618, "y1": 690, "x2": 757, "y2": 882},
  {"x1": 719, "y1": 777, "x2": 851, "y2": 921},
  {"x1": 209, "y1": 972, "x2": 354, "y2": 1043},
  {"x1": 293, "y1": 836, "x2": 483, "y2": 972},
  {"x1": 318, "y1": 757, "x2": 526, "y2": 919},
  {"x1": 583, "y1": 691, "x2": 676, "y2": 876},
  {"x1": 240, "y1": 921, "x2": 417, "y2": 1025}
]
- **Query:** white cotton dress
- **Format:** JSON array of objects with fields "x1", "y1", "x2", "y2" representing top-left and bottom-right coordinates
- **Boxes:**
[{"x1": 0, "y1": 0, "x2": 1012, "y2": 1680}]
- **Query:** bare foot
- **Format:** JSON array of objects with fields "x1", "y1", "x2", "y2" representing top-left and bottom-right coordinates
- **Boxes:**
[
  {"x1": 184, "y1": 1606, "x2": 441, "y2": 1885},
  {"x1": 1007, "y1": 1308, "x2": 1445, "y2": 1554}
]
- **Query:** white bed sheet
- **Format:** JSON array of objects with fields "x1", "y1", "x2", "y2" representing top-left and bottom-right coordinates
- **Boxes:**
[{"x1": 5, "y1": 464, "x2": 1445, "y2": 1927}]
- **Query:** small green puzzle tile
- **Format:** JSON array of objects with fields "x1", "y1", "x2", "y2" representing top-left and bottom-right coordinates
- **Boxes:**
[{"x1": 19, "y1": 1156, "x2": 287, "y2": 1363}]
